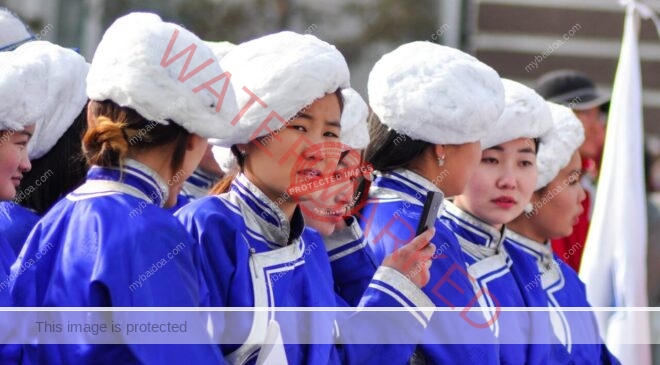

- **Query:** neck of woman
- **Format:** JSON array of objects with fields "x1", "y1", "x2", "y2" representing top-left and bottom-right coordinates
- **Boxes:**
[{"x1": 507, "y1": 216, "x2": 546, "y2": 243}]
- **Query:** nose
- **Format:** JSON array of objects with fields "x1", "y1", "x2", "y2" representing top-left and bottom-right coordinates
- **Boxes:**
[
  {"x1": 496, "y1": 167, "x2": 517, "y2": 190},
  {"x1": 334, "y1": 181, "x2": 352, "y2": 206},
  {"x1": 19, "y1": 150, "x2": 31, "y2": 173},
  {"x1": 578, "y1": 184, "x2": 586, "y2": 204},
  {"x1": 302, "y1": 145, "x2": 324, "y2": 165},
  {"x1": 332, "y1": 178, "x2": 354, "y2": 214}
]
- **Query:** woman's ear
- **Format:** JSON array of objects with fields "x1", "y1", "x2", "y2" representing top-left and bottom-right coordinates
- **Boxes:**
[
  {"x1": 433, "y1": 144, "x2": 447, "y2": 163},
  {"x1": 433, "y1": 144, "x2": 445, "y2": 159}
]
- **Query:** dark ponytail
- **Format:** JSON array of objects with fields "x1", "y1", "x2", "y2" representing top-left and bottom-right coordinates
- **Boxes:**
[
  {"x1": 84, "y1": 100, "x2": 190, "y2": 173},
  {"x1": 363, "y1": 111, "x2": 432, "y2": 172}
]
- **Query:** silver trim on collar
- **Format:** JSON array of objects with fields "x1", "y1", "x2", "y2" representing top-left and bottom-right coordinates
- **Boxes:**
[
  {"x1": 443, "y1": 201, "x2": 503, "y2": 251},
  {"x1": 505, "y1": 230, "x2": 553, "y2": 259},
  {"x1": 124, "y1": 159, "x2": 170, "y2": 205},
  {"x1": 370, "y1": 169, "x2": 446, "y2": 208},
  {"x1": 228, "y1": 174, "x2": 300, "y2": 247}
]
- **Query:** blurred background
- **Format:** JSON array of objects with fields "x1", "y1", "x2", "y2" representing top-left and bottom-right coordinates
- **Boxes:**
[
  {"x1": 3, "y1": 0, "x2": 660, "y2": 126},
  {"x1": 2, "y1": 0, "x2": 659, "y2": 360}
]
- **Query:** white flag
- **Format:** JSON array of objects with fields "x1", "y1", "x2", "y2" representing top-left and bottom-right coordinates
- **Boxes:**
[{"x1": 579, "y1": 1, "x2": 651, "y2": 364}]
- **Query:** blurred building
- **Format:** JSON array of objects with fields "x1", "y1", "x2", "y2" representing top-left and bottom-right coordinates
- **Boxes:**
[{"x1": 470, "y1": 0, "x2": 660, "y2": 134}]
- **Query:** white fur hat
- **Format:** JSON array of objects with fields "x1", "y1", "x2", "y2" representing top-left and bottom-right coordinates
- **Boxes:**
[
  {"x1": 12, "y1": 41, "x2": 90, "y2": 160},
  {"x1": 86, "y1": 12, "x2": 239, "y2": 140},
  {"x1": 0, "y1": 47, "x2": 50, "y2": 132},
  {"x1": 218, "y1": 31, "x2": 350, "y2": 146},
  {"x1": 367, "y1": 41, "x2": 505, "y2": 145},
  {"x1": 204, "y1": 41, "x2": 235, "y2": 60},
  {"x1": 340, "y1": 88, "x2": 369, "y2": 150},
  {"x1": 0, "y1": 8, "x2": 33, "y2": 51},
  {"x1": 480, "y1": 79, "x2": 554, "y2": 150},
  {"x1": 535, "y1": 102, "x2": 585, "y2": 189}
]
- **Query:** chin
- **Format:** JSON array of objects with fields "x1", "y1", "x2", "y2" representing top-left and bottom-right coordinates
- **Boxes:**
[
  {"x1": 0, "y1": 187, "x2": 15, "y2": 201},
  {"x1": 482, "y1": 212, "x2": 509, "y2": 227},
  {"x1": 504, "y1": 208, "x2": 526, "y2": 224},
  {"x1": 291, "y1": 194, "x2": 313, "y2": 202},
  {"x1": 551, "y1": 228, "x2": 572, "y2": 240}
]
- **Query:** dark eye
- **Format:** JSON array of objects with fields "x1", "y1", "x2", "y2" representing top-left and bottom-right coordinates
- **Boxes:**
[
  {"x1": 324, "y1": 131, "x2": 339, "y2": 138},
  {"x1": 521, "y1": 160, "x2": 534, "y2": 167},
  {"x1": 482, "y1": 157, "x2": 498, "y2": 164},
  {"x1": 290, "y1": 125, "x2": 306, "y2": 132},
  {"x1": 16, "y1": 138, "x2": 29, "y2": 148}
]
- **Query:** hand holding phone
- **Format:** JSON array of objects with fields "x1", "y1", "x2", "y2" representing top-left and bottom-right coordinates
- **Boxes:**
[{"x1": 416, "y1": 191, "x2": 443, "y2": 236}]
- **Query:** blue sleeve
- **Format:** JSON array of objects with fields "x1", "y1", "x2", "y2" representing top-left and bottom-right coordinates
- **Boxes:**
[
  {"x1": 332, "y1": 266, "x2": 434, "y2": 365},
  {"x1": 0, "y1": 235, "x2": 13, "y2": 307},
  {"x1": 322, "y1": 217, "x2": 379, "y2": 306},
  {"x1": 0, "y1": 202, "x2": 40, "y2": 259},
  {"x1": 358, "y1": 203, "x2": 501, "y2": 364},
  {"x1": 0, "y1": 236, "x2": 19, "y2": 364},
  {"x1": 8, "y1": 199, "x2": 223, "y2": 365},
  {"x1": 175, "y1": 197, "x2": 254, "y2": 359},
  {"x1": 90, "y1": 207, "x2": 223, "y2": 365}
]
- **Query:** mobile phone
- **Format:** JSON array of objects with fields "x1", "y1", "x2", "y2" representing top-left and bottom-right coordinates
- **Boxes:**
[{"x1": 416, "y1": 191, "x2": 443, "y2": 236}]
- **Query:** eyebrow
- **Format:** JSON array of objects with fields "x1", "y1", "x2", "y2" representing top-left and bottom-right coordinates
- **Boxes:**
[
  {"x1": 517, "y1": 147, "x2": 536, "y2": 154},
  {"x1": 486, "y1": 145, "x2": 535, "y2": 154},
  {"x1": 297, "y1": 112, "x2": 313, "y2": 120},
  {"x1": 325, "y1": 120, "x2": 341, "y2": 128}
]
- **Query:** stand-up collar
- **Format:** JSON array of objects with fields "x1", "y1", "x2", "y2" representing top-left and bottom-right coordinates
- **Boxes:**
[
  {"x1": 371, "y1": 168, "x2": 444, "y2": 206},
  {"x1": 80, "y1": 159, "x2": 170, "y2": 207},
  {"x1": 229, "y1": 173, "x2": 305, "y2": 247},
  {"x1": 442, "y1": 200, "x2": 504, "y2": 251}
]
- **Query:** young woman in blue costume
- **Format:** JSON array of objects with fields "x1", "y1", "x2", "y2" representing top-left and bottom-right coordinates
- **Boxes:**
[
  {"x1": 10, "y1": 13, "x2": 241, "y2": 365},
  {"x1": 0, "y1": 40, "x2": 89, "y2": 258},
  {"x1": 441, "y1": 79, "x2": 569, "y2": 363},
  {"x1": 505, "y1": 102, "x2": 620, "y2": 364},
  {"x1": 359, "y1": 41, "x2": 505, "y2": 364},
  {"x1": 175, "y1": 32, "x2": 437, "y2": 365},
  {"x1": 0, "y1": 43, "x2": 46, "y2": 305},
  {"x1": 0, "y1": 38, "x2": 54, "y2": 364},
  {"x1": 298, "y1": 87, "x2": 381, "y2": 308}
]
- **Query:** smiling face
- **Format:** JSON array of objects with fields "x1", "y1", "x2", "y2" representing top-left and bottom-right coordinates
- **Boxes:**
[
  {"x1": 454, "y1": 138, "x2": 538, "y2": 228},
  {"x1": 242, "y1": 93, "x2": 342, "y2": 214},
  {"x1": 0, "y1": 125, "x2": 35, "y2": 201},
  {"x1": 300, "y1": 153, "x2": 361, "y2": 236}
]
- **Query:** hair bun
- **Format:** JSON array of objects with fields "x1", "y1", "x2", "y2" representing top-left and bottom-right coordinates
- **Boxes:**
[{"x1": 83, "y1": 116, "x2": 129, "y2": 167}]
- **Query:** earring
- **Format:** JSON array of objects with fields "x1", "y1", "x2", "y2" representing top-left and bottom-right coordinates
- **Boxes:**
[
  {"x1": 437, "y1": 155, "x2": 446, "y2": 167},
  {"x1": 524, "y1": 203, "x2": 534, "y2": 214}
]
